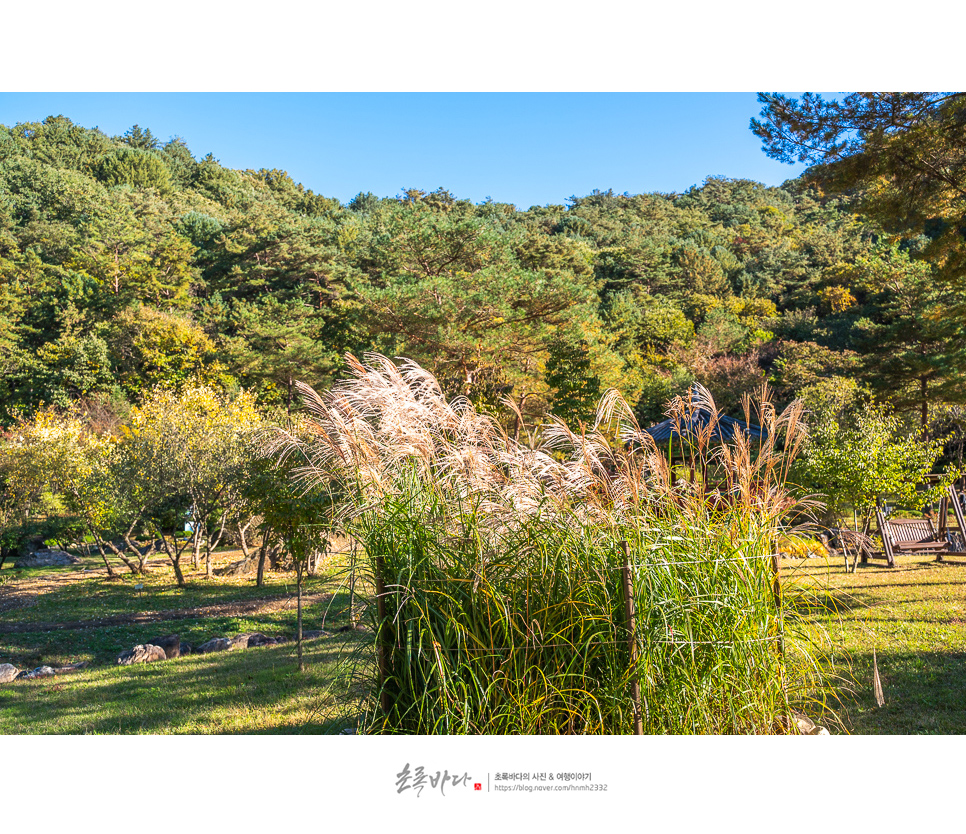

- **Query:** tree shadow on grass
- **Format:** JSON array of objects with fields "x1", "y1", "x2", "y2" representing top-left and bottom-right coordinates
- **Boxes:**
[
  {"x1": 833, "y1": 650, "x2": 966, "y2": 734},
  {"x1": 787, "y1": 587, "x2": 866, "y2": 617}
]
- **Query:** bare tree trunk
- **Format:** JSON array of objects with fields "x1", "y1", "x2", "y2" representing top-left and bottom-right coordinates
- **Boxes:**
[
  {"x1": 171, "y1": 555, "x2": 186, "y2": 587},
  {"x1": 123, "y1": 531, "x2": 156, "y2": 575},
  {"x1": 209, "y1": 511, "x2": 229, "y2": 551},
  {"x1": 237, "y1": 518, "x2": 255, "y2": 560},
  {"x1": 256, "y1": 530, "x2": 272, "y2": 587},
  {"x1": 154, "y1": 525, "x2": 188, "y2": 589},
  {"x1": 191, "y1": 522, "x2": 202, "y2": 570},
  {"x1": 101, "y1": 537, "x2": 140, "y2": 575},
  {"x1": 88, "y1": 517, "x2": 141, "y2": 576},
  {"x1": 92, "y1": 540, "x2": 117, "y2": 578},
  {"x1": 117, "y1": 513, "x2": 150, "y2": 573},
  {"x1": 83, "y1": 517, "x2": 134, "y2": 575},
  {"x1": 859, "y1": 509, "x2": 874, "y2": 564},
  {"x1": 921, "y1": 377, "x2": 929, "y2": 437}
]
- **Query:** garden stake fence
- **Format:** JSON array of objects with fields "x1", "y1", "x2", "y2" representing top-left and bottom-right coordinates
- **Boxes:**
[
  {"x1": 620, "y1": 540, "x2": 644, "y2": 735},
  {"x1": 374, "y1": 555, "x2": 393, "y2": 718},
  {"x1": 368, "y1": 548, "x2": 788, "y2": 733}
]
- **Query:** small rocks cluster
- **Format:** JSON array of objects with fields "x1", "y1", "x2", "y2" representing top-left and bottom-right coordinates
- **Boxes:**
[
  {"x1": 0, "y1": 661, "x2": 89, "y2": 682},
  {"x1": 114, "y1": 631, "x2": 329, "y2": 665},
  {"x1": 0, "y1": 630, "x2": 331, "y2": 683},
  {"x1": 792, "y1": 710, "x2": 830, "y2": 736}
]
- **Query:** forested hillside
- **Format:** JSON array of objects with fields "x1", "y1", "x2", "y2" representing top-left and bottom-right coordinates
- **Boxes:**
[
  {"x1": 2, "y1": 114, "x2": 965, "y2": 451},
  {"x1": 5, "y1": 99, "x2": 966, "y2": 743}
]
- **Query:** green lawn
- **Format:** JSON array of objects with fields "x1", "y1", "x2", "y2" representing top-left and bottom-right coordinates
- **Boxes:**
[
  {"x1": 3, "y1": 546, "x2": 965, "y2": 734},
  {"x1": 0, "y1": 549, "x2": 371, "y2": 733},
  {"x1": 0, "y1": 631, "x2": 369, "y2": 734},
  {"x1": 788, "y1": 552, "x2": 966, "y2": 734}
]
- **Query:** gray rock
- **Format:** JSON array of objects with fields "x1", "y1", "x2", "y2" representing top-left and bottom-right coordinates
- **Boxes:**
[
  {"x1": 248, "y1": 633, "x2": 279, "y2": 647},
  {"x1": 116, "y1": 644, "x2": 168, "y2": 665},
  {"x1": 230, "y1": 632, "x2": 281, "y2": 650},
  {"x1": 196, "y1": 637, "x2": 232, "y2": 654},
  {"x1": 230, "y1": 633, "x2": 274, "y2": 650},
  {"x1": 179, "y1": 642, "x2": 193, "y2": 656},
  {"x1": 18, "y1": 666, "x2": 56, "y2": 679},
  {"x1": 215, "y1": 557, "x2": 258, "y2": 577},
  {"x1": 146, "y1": 634, "x2": 181, "y2": 659},
  {"x1": 0, "y1": 663, "x2": 20, "y2": 684},
  {"x1": 53, "y1": 661, "x2": 90, "y2": 674},
  {"x1": 14, "y1": 549, "x2": 81, "y2": 568}
]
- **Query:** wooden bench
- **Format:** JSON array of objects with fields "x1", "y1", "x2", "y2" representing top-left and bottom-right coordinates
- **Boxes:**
[{"x1": 875, "y1": 509, "x2": 949, "y2": 567}]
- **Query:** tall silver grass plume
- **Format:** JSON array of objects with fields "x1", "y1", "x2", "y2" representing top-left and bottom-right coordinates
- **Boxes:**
[
  {"x1": 872, "y1": 648, "x2": 885, "y2": 707},
  {"x1": 296, "y1": 354, "x2": 806, "y2": 529}
]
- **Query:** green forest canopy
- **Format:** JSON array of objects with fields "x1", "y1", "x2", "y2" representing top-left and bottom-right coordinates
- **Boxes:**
[{"x1": 2, "y1": 110, "x2": 966, "y2": 468}]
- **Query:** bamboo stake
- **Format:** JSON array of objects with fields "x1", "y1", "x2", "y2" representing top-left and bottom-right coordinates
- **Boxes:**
[
  {"x1": 619, "y1": 540, "x2": 643, "y2": 736},
  {"x1": 771, "y1": 551, "x2": 789, "y2": 725},
  {"x1": 375, "y1": 555, "x2": 393, "y2": 718},
  {"x1": 771, "y1": 552, "x2": 783, "y2": 656}
]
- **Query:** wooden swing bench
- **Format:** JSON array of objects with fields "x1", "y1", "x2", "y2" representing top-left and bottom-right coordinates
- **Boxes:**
[{"x1": 875, "y1": 509, "x2": 948, "y2": 567}]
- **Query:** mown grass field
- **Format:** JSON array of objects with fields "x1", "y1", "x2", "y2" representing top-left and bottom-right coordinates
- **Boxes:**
[
  {"x1": 0, "y1": 631, "x2": 368, "y2": 734},
  {"x1": 2, "y1": 545, "x2": 965, "y2": 734},
  {"x1": 787, "y1": 551, "x2": 966, "y2": 734},
  {"x1": 0, "y1": 548, "x2": 371, "y2": 734}
]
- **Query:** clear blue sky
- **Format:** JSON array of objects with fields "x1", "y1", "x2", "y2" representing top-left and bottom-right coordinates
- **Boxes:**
[{"x1": 0, "y1": 92, "x2": 810, "y2": 209}]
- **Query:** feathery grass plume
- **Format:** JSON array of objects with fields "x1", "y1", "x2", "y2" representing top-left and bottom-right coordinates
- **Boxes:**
[
  {"x1": 273, "y1": 353, "x2": 832, "y2": 734},
  {"x1": 873, "y1": 648, "x2": 885, "y2": 707}
]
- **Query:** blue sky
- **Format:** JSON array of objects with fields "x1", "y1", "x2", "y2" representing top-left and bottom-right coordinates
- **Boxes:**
[{"x1": 0, "y1": 92, "x2": 810, "y2": 208}]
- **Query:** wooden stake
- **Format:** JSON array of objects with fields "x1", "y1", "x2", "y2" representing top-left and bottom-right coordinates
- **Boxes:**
[
  {"x1": 771, "y1": 552, "x2": 784, "y2": 656},
  {"x1": 374, "y1": 555, "x2": 393, "y2": 718},
  {"x1": 619, "y1": 540, "x2": 644, "y2": 736},
  {"x1": 771, "y1": 551, "x2": 789, "y2": 725}
]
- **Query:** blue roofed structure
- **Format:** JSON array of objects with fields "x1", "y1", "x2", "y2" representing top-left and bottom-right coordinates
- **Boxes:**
[{"x1": 643, "y1": 384, "x2": 767, "y2": 445}]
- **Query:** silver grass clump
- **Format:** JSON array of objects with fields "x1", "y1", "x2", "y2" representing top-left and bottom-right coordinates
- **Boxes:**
[
  {"x1": 264, "y1": 354, "x2": 833, "y2": 735},
  {"x1": 268, "y1": 353, "x2": 809, "y2": 536}
]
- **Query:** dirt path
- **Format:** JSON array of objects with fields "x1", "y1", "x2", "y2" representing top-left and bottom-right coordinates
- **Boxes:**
[
  {"x1": 0, "y1": 554, "x2": 343, "y2": 634},
  {"x1": 0, "y1": 590, "x2": 334, "y2": 634},
  {"x1": 0, "y1": 567, "x2": 96, "y2": 615}
]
